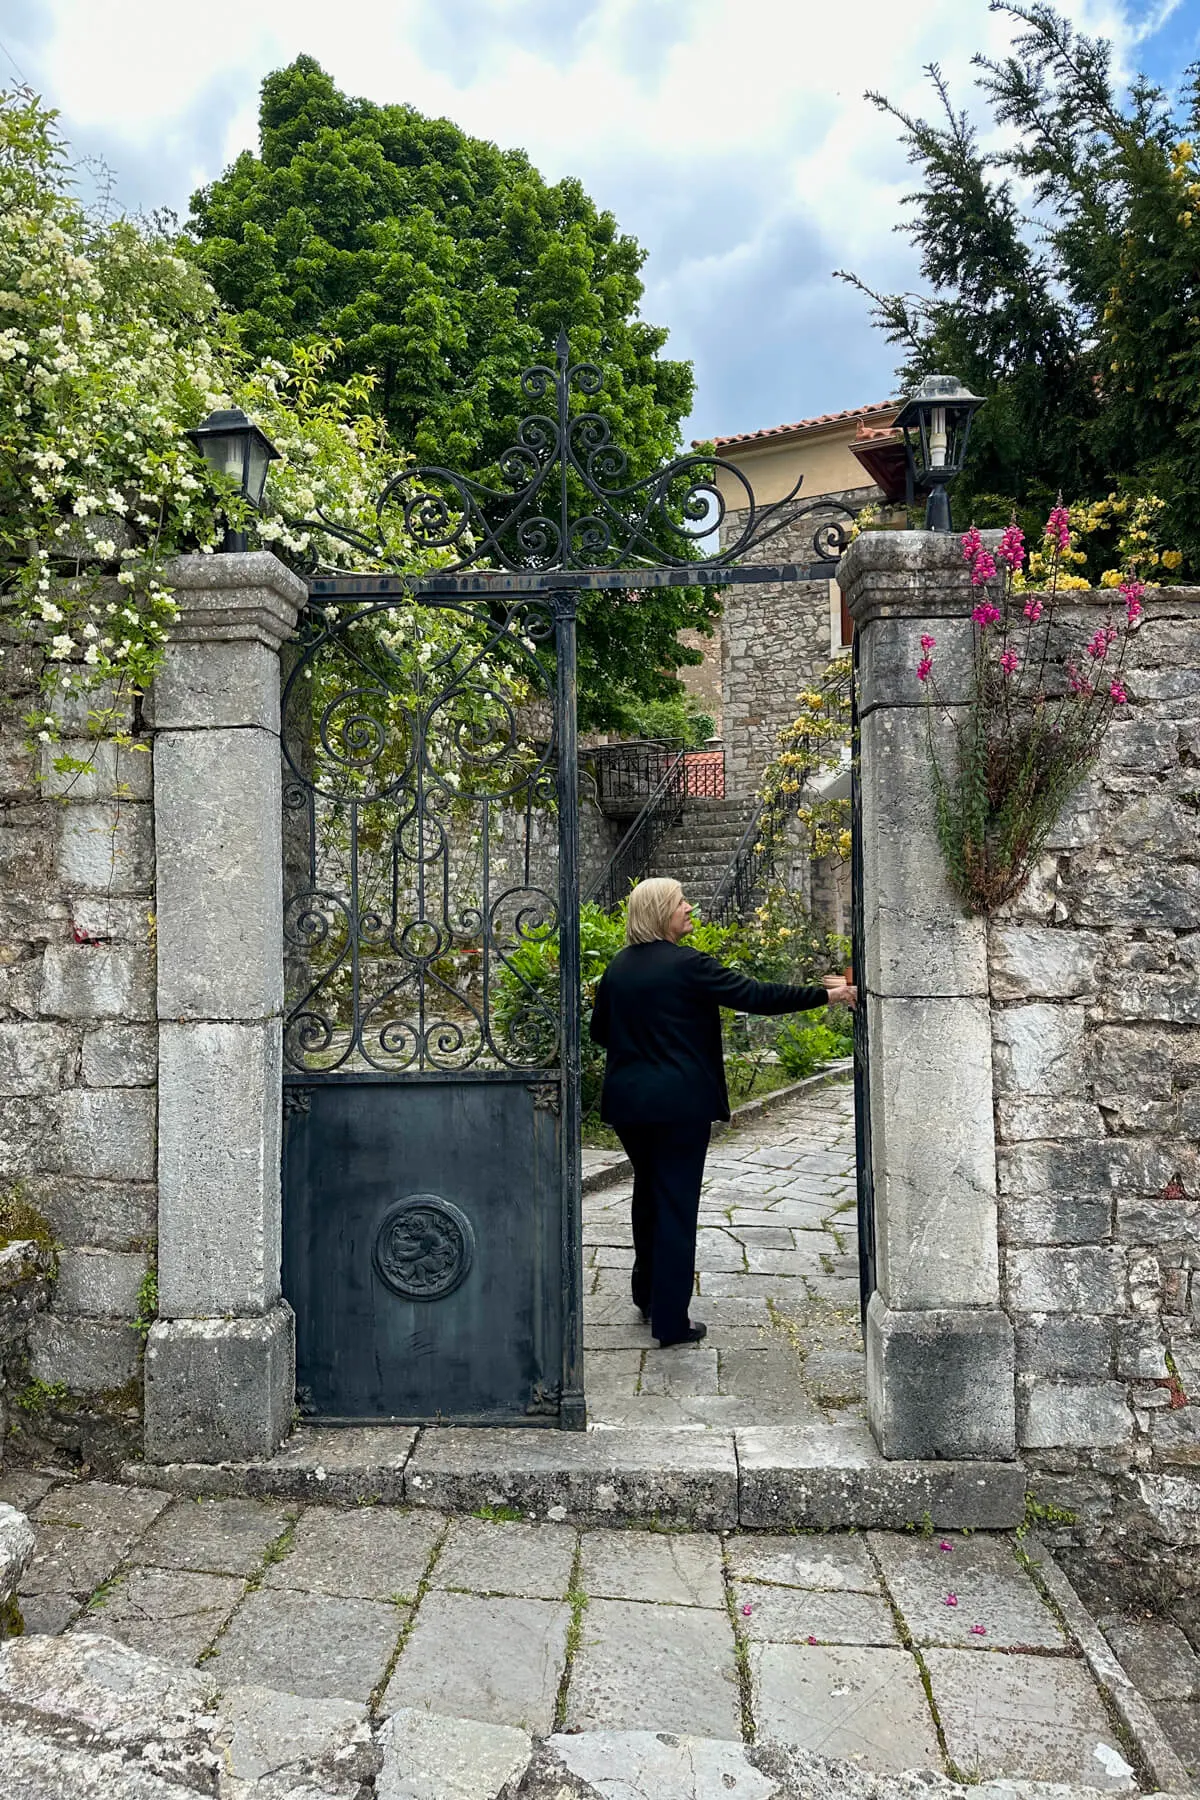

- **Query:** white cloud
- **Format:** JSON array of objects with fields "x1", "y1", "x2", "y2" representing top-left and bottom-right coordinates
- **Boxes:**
[{"x1": 9, "y1": 0, "x2": 1173, "y2": 436}]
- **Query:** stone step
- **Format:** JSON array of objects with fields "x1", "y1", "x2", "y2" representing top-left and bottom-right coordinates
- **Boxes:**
[
  {"x1": 1, "y1": 1630, "x2": 1177, "y2": 1800},
  {"x1": 124, "y1": 1418, "x2": 1026, "y2": 1530}
]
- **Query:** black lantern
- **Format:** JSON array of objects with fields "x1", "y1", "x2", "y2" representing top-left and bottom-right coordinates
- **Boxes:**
[
  {"x1": 186, "y1": 407, "x2": 280, "y2": 552},
  {"x1": 893, "y1": 375, "x2": 984, "y2": 533}
]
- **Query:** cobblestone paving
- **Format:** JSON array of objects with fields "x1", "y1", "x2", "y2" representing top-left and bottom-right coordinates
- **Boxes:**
[
  {"x1": 583, "y1": 1080, "x2": 864, "y2": 1430},
  {"x1": 0, "y1": 1464, "x2": 1151, "y2": 1790}
]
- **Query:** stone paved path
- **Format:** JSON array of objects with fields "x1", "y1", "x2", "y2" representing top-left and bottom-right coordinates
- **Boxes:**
[
  {"x1": 584, "y1": 1079, "x2": 864, "y2": 1429},
  {"x1": 0, "y1": 1460, "x2": 1159, "y2": 1793}
]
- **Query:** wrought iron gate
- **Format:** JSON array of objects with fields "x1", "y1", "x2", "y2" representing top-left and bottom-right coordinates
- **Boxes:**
[
  {"x1": 280, "y1": 587, "x2": 584, "y2": 1426},
  {"x1": 277, "y1": 331, "x2": 868, "y2": 1427},
  {"x1": 850, "y1": 627, "x2": 877, "y2": 1324}
]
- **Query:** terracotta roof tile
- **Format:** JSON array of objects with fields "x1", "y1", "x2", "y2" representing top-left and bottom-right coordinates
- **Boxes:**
[{"x1": 694, "y1": 400, "x2": 898, "y2": 452}]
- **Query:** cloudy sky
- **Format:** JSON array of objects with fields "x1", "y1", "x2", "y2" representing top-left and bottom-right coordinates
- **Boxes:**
[{"x1": 4, "y1": 0, "x2": 1196, "y2": 442}]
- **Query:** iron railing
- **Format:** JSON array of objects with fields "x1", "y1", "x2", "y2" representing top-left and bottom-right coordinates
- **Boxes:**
[
  {"x1": 706, "y1": 790, "x2": 797, "y2": 927},
  {"x1": 585, "y1": 744, "x2": 689, "y2": 913},
  {"x1": 706, "y1": 664, "x2": 852, "y2": 926},
  {"x1": 586, "y1": 738, "x2": 682, "y2": 816}
]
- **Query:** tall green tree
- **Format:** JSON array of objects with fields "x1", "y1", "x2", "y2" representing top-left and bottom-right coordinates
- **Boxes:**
[
  {"x1": 186, "y1": 58, "x2": 718, "y2": 728},
  {"x1": 842, "y1": 3, "x2": 1200, "y2": 576}
]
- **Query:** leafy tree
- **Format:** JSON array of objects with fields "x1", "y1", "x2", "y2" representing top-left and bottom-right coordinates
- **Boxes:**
[
  {"x1": 186, "y1": 57, "x2": 718, "y2": 725},
  {"x1": 841, "y1": 2, "x2": 1200, "y2": 577}
]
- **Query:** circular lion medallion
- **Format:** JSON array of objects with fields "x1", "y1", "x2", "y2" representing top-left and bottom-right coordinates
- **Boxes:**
[{"x1": 372, "y1": 1194, "x2": 475, "y2": 1301}]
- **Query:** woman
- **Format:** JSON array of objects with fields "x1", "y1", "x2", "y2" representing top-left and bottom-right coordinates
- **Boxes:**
[{"x1": 589, "y1": 878, "x2": 856, "y2": 1348}]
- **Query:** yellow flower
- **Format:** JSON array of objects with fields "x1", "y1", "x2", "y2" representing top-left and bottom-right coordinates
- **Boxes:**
[
  {"x1": 1099, "y1": 568, "x2": 1123, "y2": 588},
  {"x1": 1057, "y1": 574, "x2": 1092, "y2": 591},
  {"x1": 1162, "y1": 549, "x2": 1183, "y2": 570}
]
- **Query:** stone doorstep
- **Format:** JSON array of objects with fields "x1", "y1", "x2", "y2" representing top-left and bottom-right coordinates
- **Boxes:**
[
  {"x1": 124, "y1": 1421, "x2": 1025, "y2": 1530},
  {"x1": 581, "y1": 1062, "x2": 855, "y2": 1195}
]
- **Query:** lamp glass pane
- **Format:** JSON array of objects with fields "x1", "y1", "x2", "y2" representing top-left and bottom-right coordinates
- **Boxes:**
[
  {"x1": 245, "y1": 436, "x2": 272, "y2": 507},
  {"x1": 201, "y1": 431, "x2": 248, "y2": 484}
]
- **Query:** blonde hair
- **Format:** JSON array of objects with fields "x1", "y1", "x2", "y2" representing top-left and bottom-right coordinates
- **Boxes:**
[{"x1": 625, "y1": 878, "x2": 683, "y2": 946}]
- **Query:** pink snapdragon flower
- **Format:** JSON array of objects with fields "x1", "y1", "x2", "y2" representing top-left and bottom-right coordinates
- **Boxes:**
[
  {"x1": 1086, "y1": 624, "x2": 1119, "y2": 661},
  {"x1": 1045, "y1": 505, "x2": 1071, "y2": 551},
  {"x1": 1120, "y1": 578, "x2": 1145, "y2": 623},
  {"x1": 1023, "y1": 597, "x2": 1044, "y2": 623},
  {"x1": 972, "y1": 601, "x2": 1001, "y2": 629},
  {"x1": 1067, "y1": 661, "x2": 1094, "y2": 696},
  {"x1": 999, "y1": 648, "x2": 1019, "y2": 675},
  {"x1": 961, "y1": 525, "x2": 982, "y2": 563},
  {"x1": 969, "y1": 549, "x2": 998, "y2": 586},
  {"x1": 917, "y1": 656, "x2": 933, "y2": 682},
  {"x1": 1109, "y1": 680, "x2": 1129, "y2": 705},
  {"x1": 921, "y1": 633, "x2": 937, "y2": 651},
  {"x1": 997, "y1": 523, "x2": 1026, "y2": 571}
]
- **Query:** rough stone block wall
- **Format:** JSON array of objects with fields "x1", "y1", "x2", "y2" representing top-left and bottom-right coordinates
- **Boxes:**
[
  {"x1": 721, "y1": 489, "x2": 872, "y2": 797},
  {"x1": 0, "y1": 628, "x2": 154, "y2": 1466},
  {"x1": 988, "y1": 589, "x2": 1200, "y2": 1554},
  {"x1": 677, "y1": 626, "x2": 723, "y2": 735}
]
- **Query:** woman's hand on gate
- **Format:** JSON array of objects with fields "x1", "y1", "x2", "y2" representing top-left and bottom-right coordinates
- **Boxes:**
[{"x1": 824, "y1": 978, "x2": 857, "y2": 1009}]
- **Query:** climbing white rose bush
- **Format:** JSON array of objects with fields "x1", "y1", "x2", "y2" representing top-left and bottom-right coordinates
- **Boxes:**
[{"x1": 0, "y1": 85, "x2": 504, "y2": 756}]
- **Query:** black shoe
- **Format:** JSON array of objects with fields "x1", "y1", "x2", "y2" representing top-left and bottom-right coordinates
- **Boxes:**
[{"x1": 655, "y1": 1320, "x2": 707, "y2": 1348}]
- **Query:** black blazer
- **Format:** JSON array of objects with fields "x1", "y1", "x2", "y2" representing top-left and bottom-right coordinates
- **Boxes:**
[{"x1": 589, "y1": 939, "x2": 829, "y2": 1126}]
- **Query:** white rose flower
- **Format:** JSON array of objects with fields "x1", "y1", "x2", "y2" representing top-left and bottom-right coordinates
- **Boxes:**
[{"x1": 49, "y1": 634, "x2": 74, "y2": 658}]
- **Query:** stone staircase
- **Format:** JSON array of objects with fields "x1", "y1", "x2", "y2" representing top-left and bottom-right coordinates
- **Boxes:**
[{"x1": 643, "y1": 794, "x2": 760, "y2": 917}]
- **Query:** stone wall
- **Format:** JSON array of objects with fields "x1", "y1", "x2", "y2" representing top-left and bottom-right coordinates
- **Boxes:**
[
  {"x1": 842, "y1": 528, "x2": 1200, "y2": 1551},
  {"x1": 988, "y1": 589, "x2": 1200, "y2": 1551},
  {"x1": 721, "y1": 488, "x2": 873, "y2": 797},
  {"x1": 677, "y1": 626, "x2": 723, "y2": 735},
  {"x1": 0, "y1": 619, "x2": 155, "y2": 1466}
]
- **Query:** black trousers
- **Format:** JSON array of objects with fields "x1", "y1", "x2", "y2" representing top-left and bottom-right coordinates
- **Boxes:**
[{"x1": 614, "y1": 1120, "x2": 712, "y2": 1342}]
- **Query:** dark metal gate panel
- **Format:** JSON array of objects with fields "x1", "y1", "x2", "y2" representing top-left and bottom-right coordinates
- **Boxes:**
[
  {"x1": 282, "y1": 1078, "x2": 562, "y2": 1422},
  {"x1": 272, "y1": 332, "x2": 872, "y2": 1429},
  {"x1": 850, "y1": 627, "x2": 877, "y2": 1325},
  {"x1": 280, "y1": 589, "x2": 583, "y2": 1428}
]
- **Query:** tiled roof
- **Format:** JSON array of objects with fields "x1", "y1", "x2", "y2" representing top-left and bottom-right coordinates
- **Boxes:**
[{"x1": 694, "y1": 400, "x2": 898, "y2": 452}]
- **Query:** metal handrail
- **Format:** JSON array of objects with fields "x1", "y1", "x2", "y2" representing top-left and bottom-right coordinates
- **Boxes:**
[
  {"x1": 706, "y1": 789, "x2": 798, "y2": 927},
  {"x1": 585, "y1": 744, "x2": 690, "y2": 913},
  {"x1": 707, "y1": 664, "x2": 852, "y2": 926},
  {"x1": 584, "y1": 738, "x2": 682, "y2": 815}
]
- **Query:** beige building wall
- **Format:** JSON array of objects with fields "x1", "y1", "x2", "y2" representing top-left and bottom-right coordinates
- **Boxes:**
[{"x1": 713, "y1": 419, "x2": 886, "y2": 511}]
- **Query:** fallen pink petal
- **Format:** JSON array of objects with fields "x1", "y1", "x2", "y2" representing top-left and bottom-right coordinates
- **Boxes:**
[
  {"x1": 742, "y1": 1603, "x2": 753, "y2": 1616},
  {"x1": 939, "y1": 1540, "x2": 953, "y2": 1552},
  {"x1": 945, "y1": 1593, "x2": 958, "y2": 1606},
  {"x1": 970, "y1": 1624, "x2": 987, "y2": 1636}
]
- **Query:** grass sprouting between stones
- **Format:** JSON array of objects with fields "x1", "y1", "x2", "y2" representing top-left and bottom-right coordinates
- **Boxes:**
[
  {"x1": 553, "y1": 1537, "x2": 589, "y2": 1733},
  {"x1": 368, "y1": 1514, "x2": 454, "y2": 1716},
  {"x1": 861, "y1": 1531, "x2": 960, "y2": 1782}
]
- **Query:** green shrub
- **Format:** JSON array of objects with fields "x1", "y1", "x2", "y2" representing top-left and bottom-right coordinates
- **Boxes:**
[
  {"x1": 775, "y1": 1017, "x2": 840, "y2": 1081},
  {"x1": 822, "y1": 1003, "x2": 855, "y2": 1054},
  {"x1": 493, "y1": 903, "x2": 627, "y2": 1114}
]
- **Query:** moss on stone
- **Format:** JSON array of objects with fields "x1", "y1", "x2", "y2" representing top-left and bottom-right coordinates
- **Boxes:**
[
  {"x1": 0, "y1": 1184, "x2": 58, "y2": 1264},
  {"x1": 0, "y1": 1593, "x2": 25, "y2": 1639}
]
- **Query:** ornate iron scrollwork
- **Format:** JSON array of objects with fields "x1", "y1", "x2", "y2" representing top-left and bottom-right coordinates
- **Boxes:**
[
  {"x1": 373, "y1": 1194, "x2": 476, "y2": 1301},
  {"x1": 282, "y1": 331, "x2": 860, "y2": 578},
  {"x1": 529, "y1": 1083, "x2": 560, "y2": 1115},
  {"x1": 281, "y1": 592, "x2": 562, "y2": 1075},
  {"x1": 525, "y1": 1380, "x2": 562, "y2": 1417}
]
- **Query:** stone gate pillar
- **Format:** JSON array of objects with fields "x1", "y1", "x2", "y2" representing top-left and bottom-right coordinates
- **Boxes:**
[
  {"x1": 840, "y1": 532, "x2": 1016, "y2": 1459},
  {"x1": 143, "y1": 552, "x2": 306, "y2": 1463}
]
